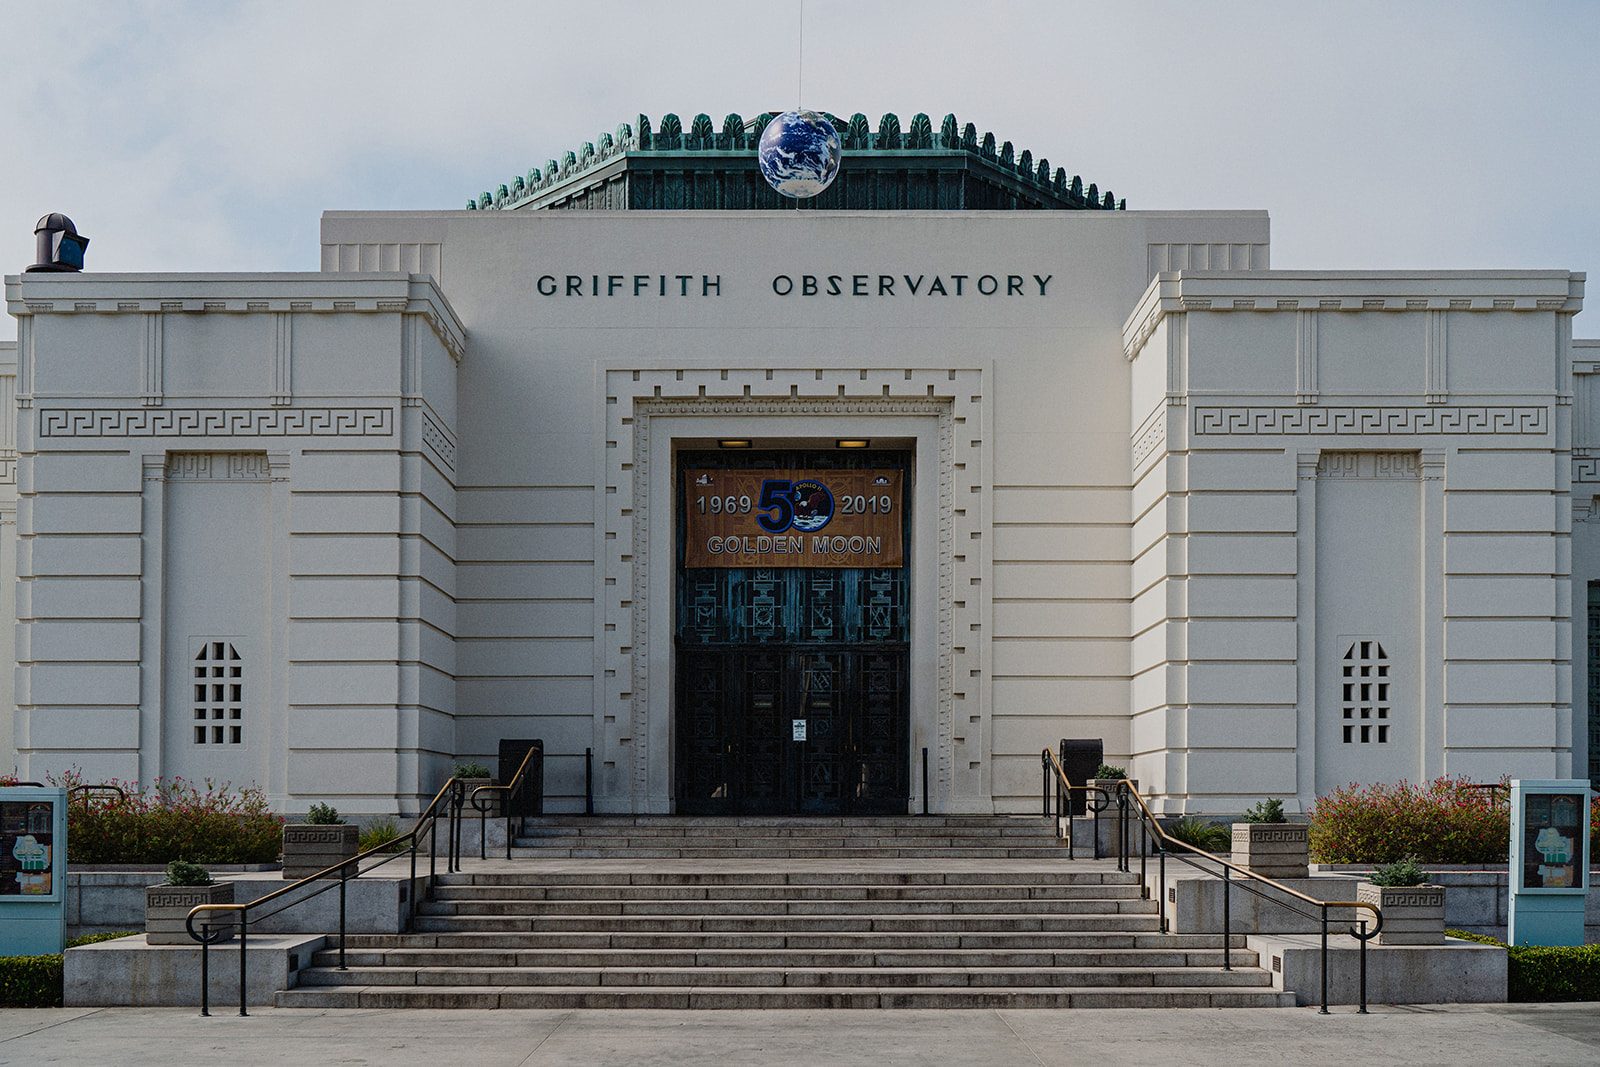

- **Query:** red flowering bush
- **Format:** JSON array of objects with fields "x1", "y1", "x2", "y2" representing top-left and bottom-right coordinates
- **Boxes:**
[
  {"x1": 50, "y1": 769, "x2": 283, "y2": 864},
  {"x1": 1308, "y1": 776, "x2": 1510, "y2": 864}
]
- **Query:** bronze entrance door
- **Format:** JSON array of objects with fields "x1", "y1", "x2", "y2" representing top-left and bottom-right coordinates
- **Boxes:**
[
  {"x1": 674, "y1": 450, "x2": 910, "y2": 816},
  {"x1": 676, "y1": 646, "x2": 907, "y2": 815}
]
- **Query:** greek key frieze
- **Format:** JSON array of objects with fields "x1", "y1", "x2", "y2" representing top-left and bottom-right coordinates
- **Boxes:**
[
  {"x1": 282, "y1": 827, "x2": 355, "y2": 844},
  {"x1": 1193, "y1": 405, "x2": 1547, "y2": 437},
  {"x1": 1574, "y1": 458, "x2": 1600, "y2": 483},
  {"x1": 146, "y1": 888, "x2": 223, "y2": 907},
  {"x1": 39, "y1": 407, "x2": 394, "y2": 438},
  {"x1": 1232, "y1": 827, "x2": 1309, "y2": 843}
]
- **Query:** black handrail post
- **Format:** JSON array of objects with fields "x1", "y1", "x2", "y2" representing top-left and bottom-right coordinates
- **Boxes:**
[
  {"x1": 921, "y1": 747, "x2": 929, "y2": 815},
  {"x1": 199, "y1": 924, "x2": 210, "y2": 1017},
  {"x1": 1120, "y1": 788, "x2": 1130, "y2": 869},
  {"x1": 478, "y1": 794, "x2": 487, "y2": 861},
  {"x1": 429, "y1": 810, "x2": 438, "y2": 882},
  {"x1": 1221, "y1": 864, "x2": 1231, "y2": 971},
  {"x1": 505, "y1": 780, "x2": 515, "y2": 861},
  {"x1": 1041, "y1": 754, "x2": 1049, "y2": 818},
  {"x1": 1090, "y1": 794, "x2": 1099, "y2": 861},
  {"x1": 1319, "y1": 903, "x2": 1330, "y2": 1014},
  {"x1": 1358, "y1": 918, "x2": 1369, "y2": 1014},
  {"x1": 1138, "y1": 815, "x2": 1147, "y2": 892},
  {"x1": 585, "y1": 748, "x2": 594, "y2": 814},
  {"x1": 409, "y1": 837, "x2": 418, "y2": 925},
  {"x1": 1119, "y1": 788, "x2": 1130, "y2": 872},
  {"x1": 337, "y1": 868, "x2": 348, "y2": 971},
  {"x1": 237, "y1": 919, "x2": 248, "y2": 1017},
  {"x1": 1158, "y1": 849, "x2": 1167, "y2": 933}
]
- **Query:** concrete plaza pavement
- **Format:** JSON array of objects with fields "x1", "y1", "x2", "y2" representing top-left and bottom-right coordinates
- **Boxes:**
[{"x1": 4, "y1": 1004, "x2": 1600, "y2": 1066}]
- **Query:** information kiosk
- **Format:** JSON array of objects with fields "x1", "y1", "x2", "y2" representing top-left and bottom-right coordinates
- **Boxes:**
[
  {"x1": 0, "y1": 786, "x2": 67, "y2": 956},
  {"x1": 1508, "y1": 779, "x2": 1594, "y2": 947}
]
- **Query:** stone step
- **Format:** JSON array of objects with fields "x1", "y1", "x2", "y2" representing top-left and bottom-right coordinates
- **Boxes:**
[
  {"x1": 433, "y1": 871, "x2": 1136, "y2": 887},
  {"x1": 510, "y1": 838, "x2": 1067, "y2": 851},
  {"x1": 415, "y1": 897, "x2": 1159, "y2": 917},
  {"x1": 341, "y1": 930, "x2": 1247, "y2": 951},
  {"x1": 294, "y1": 964, "x2": 1275, "y2": 990},
  {"x1": 518, "y1": 825, "x2": 1056, "y2": 831},
  {"x1": 504, "y1": 847, "x2": 1066, "y2": 859},
  {"x1": 407, "y1": 913, "x2": 1165, "y2": 934},
  {"x1": 312, "y1": 946, "x2": 1257, "y2": 970},
  {"x1": 428, "y1": 883, "x2": 1145, "y2": 902},
  {"x1": 516, "y1": 824, "x2": 1062, "y2": 838},
  {"x1": 275, "y1": 984, "x2": 1297, "y2": 1010}
]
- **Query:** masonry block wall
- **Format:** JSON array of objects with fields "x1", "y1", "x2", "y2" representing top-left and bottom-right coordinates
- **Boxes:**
[
  {"x1": 3, "y1": 274, "x2": 463, "y2": 813},
  {"x1": 1126, "y1": 271, "x2": 1584, "y2": 812}
]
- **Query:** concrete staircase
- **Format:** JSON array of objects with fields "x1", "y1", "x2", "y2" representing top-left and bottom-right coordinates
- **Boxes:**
[{"x1": 276, "y1": 817, "x2": 1294, "y2": 1009}]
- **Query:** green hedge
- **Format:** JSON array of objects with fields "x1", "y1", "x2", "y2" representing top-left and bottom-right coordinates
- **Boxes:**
[
  {"x1": 0, "y1": 953, "x2": 63, "y2": 1008},
  {"x1": 1447, "y1": 930, "x2": 1600, "y2": 1002},
  {"x1": 0, "y1": 932, "x2": 136, "y2": 1008}
]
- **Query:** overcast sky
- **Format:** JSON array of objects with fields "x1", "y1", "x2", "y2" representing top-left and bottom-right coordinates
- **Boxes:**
[{"x1": 3, "y1": 0, "x2": 1596, "y2": 337}]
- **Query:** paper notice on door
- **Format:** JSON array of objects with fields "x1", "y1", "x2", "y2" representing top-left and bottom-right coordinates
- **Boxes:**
[{"x1": 792, "y1": 719, "x2": 807, "y2": 741}]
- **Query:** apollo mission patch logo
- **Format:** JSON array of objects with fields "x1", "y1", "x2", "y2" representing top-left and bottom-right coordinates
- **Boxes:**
[{"x1": 787, "y1": 480, "x2": 833, "y2": 532}]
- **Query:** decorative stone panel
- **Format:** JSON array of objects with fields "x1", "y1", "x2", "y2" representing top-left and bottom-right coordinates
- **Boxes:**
[
  {"x1": 281, "y1": 824, "x2": 360, "y2": 880},
  {"x1": 145, "y1": 881, "x2": 234, "y2": 945},
  {"x1": 1357, "y1": 882, "x2": 1446, "y2": 945},
  {"x1": 1232, "y1": 823, "x2": 1310, "y2": 878}
]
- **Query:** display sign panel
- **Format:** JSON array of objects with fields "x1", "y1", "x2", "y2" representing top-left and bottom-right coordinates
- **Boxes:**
[
  {"x1": 0, "y1": 801, "x2": 55, "y2": 896},
  {"x1": 684, "y1": 469, "x2": 903, "y2": 569},
  {"x1": 1520, "y1": 791, "x2": 1587, "y2": 890}
]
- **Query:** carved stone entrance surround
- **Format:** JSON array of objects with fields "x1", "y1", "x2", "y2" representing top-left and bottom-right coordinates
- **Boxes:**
[{"x1": 598, "y1": 364, "x2": 991, "y2": 813}]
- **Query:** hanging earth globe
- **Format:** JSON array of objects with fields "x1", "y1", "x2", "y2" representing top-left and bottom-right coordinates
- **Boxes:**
[{"x1": 757, "y1": 110, "x2": 841, "y2": 198}]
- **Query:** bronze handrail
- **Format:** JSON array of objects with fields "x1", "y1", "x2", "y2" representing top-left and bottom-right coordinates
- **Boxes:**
[
  {"x1": 467, "y1": 744, "x2": 544, "y2": 860},
  {"x1": 1039, "y1": 748, "x2": 1111, "y2": 859},
  {"x1": 1110, "y1": 778, "x2": 1383, "y2": 1014},
  {"x1": 183, "y1": 775, "x2": 464, "y2": 1017}
]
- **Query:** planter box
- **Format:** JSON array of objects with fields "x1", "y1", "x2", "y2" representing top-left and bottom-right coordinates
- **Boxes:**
[
  {"x1": 458, "y1": 777, "x2": 502, "y2": 818},
  {"x1": 281, "y1": 823, "x2": 359, "y2": 880},
  {"x1": 145, "y1": 881, "x2": 234, "y2": 945},
  {"x1": 1232, "y1": 822, "x2": 1310, "y2": 878},
  {"x1": 1358, "y1": 882, "x2": 1447, "y2": 945}
]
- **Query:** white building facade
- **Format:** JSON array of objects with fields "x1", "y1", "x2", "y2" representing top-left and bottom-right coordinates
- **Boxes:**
[{"x1": 2, "y1": 191, "x2": 1592, "y2": 816}]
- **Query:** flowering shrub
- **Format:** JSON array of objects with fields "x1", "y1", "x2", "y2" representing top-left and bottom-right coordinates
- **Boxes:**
[
  {"x1": 50, "y1": 769, "x2": 283, "y2": 864},
  {"x1": 1308, "y1": 776, "x2": 1510, "y2": 864}
]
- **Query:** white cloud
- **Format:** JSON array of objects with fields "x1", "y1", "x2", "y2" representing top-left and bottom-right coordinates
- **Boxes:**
[{"x1": 2, "y1": 0, "x2": 1595, "y2": 332}]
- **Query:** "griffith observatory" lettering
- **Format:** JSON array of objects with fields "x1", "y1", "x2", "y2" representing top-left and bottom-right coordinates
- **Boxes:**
[{"x1": 532, "y1": 273, "x2": 1054, "y2": 298}]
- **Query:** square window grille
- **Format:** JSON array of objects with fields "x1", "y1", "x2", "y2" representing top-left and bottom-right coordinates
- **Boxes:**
[
  {"x1": 191, "y1": 640, "x2": 244, "y2": 745},
  {"x1": 1340, "y1": 639, "x2": 1390, "y2": 744}
]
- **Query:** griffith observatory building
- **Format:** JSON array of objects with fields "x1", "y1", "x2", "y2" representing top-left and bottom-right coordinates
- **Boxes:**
[{"x1": 1, "y1": 111, "x2": 1593, "y2": 817}]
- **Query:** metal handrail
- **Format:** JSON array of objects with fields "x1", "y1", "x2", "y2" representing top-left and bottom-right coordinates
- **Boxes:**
[
  {"x1": 468, "y1": 744, "x2": 544, "y2": 860},
  {"x1": 1039, "y1": 748, "x2": 1111, "y2": 859},
  {"x1": 183, "y1": 775, "x2": 465, "y2": 1018},
  {"x1": 68, "y1": 783, "x2": 128, "y2": 804},
  {"x1": 1462, "y1": 782, "x2": 1510, "y2": 804},
  {"x1": 1110, "y1": 779, "x2": 1383, "y2": 1014}
]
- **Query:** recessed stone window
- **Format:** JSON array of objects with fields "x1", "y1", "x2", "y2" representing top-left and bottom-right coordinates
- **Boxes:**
[
  {"x1": 1341, "y1": 639, "x2": 1389, "y2": 744},
  {"x1": 192, "y1": 640, "x2": 243, "y2": 745}
]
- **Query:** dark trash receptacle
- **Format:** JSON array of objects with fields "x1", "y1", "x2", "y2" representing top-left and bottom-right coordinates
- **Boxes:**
[
  {"x1": 498, "y1": 739, "x2": 544, "y2": 817},
  {"x1": 1059, "y1": 739, "x2": 1103, "y2": 816}
]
